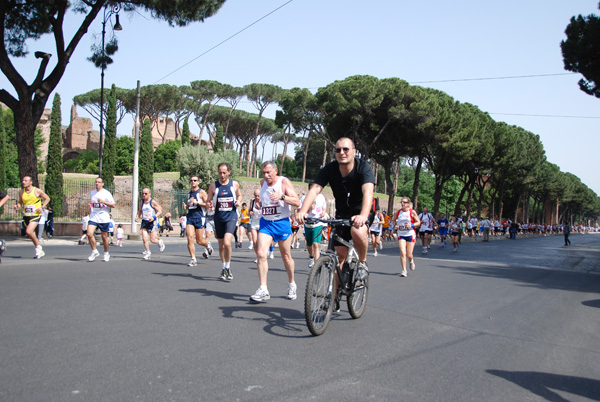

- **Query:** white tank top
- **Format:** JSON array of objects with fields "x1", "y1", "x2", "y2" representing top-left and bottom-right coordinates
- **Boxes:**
[
  {"x1": 141, "y1": 199, "x2": 156, "y2": 221},
  {"x1": 396, "y1": 209, "x2": 415, "y2": 237},
  {"x1": 259, "y1": 176, "x2": 291, "y2": 221}
]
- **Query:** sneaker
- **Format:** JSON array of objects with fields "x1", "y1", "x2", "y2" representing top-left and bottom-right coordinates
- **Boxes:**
[
  {"x1": 143, "y1": 252, "x2": 151, "y2": 260},
  {"x1": 373, "y1": 251, "x2": 378, "y2": 257},
  {"x1": 159, "y1": 240, "x2": 165, "y2": 252},
  {"x1": 409, "y1": 260, "x2": 416, "y2": 270},
  {"x1": 441, "y1": 243, "x2": 445, "y2": 248},
  {"x1": 207, "y1": 243, "x2": 213, "y2": 255},
  {"x1": 422, "y1": 248, "x2": 427, "y2": 254},
  {"x1": 225, "y1": 268, "x2": 233, "y2": 281},
  {"x1": 248, "y1": 243, "x2": 253, "y2": 249},
  {"x1": 35, "y1": 247, "x2": 45, "y2": 259},
  {"x1": 187, "y1": 258, "x2": 197, "y2": 267},
  {"x1": 142, "y1": 250, "x2": 150, "y2": 256},
  {"x1": 379, "y1": 242, "x2": 383, "y2": 250},
  {"x1": 295, "y1": 242, "x2": 300, "y2": 249},
  {"x1": 103, "y1": 252, "x2": 110, "y2": 262},
  {"x1": 400, "y1": 270, "x2": 407, "y2": 277},
  {"x1": 427, "y1": 245, "x2": 431, "y2": 249},
  {"x1": 254, "y1": 259, "x2": 258, "y2": 263},
  {"x1": 334, "y1": 298, "x2": 341, "y2": 312},
  {"x1": 308, "y1": 258, "x2": 314, "y2": 268},
  {"x1": 269, "y1": 252, "x2": 274, "y2": 259},
  {"x1": 202, "y1": 249, "x2": 209, "y2": 259},
  {"x1": 286, "y1": 283, "x2": 297, "y2": 300},
  {"x1": 88, "y1": 249, "x2": 100, "y2": 261},
  {"x1": 250, "y1": 288, "x2": 270, "y2": 302},
  {"x1": 453, "y1": 248, "x2": 457, "y2": 253}
]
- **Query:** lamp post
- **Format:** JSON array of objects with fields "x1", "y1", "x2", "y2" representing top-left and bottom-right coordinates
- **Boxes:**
[{"x1": 98, "y1": 3, "x2": 122, "y2": 177}]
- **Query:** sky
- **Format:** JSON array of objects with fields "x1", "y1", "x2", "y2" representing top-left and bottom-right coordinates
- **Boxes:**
[{"x1": 2, "y1": 0, "x2": 599, "y2": 194}]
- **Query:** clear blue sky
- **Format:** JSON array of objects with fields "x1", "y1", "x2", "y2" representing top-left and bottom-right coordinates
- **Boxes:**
[{"x1": 2, "y1": 0, "x2": 599, "y2": 194}]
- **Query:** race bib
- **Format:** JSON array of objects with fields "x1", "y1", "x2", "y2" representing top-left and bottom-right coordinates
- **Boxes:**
[
  {"x1": 92, "y1": 202, "x2": 106, "y2": 209},
  {"x1": 143, "y1": 210, "x2": 153, "y2": 219},
  {"x1": 187, "y1": 197, "x2": 197, "y2": 209},
  {"x1": 24, "y1": 205, "x2": 36, "y2": 215},
  {"x1": 262, "y1": 206, "x2": 281, "y2": 216},
  {"x1": 217, "y1": 196, "x2": 234, "y2": 211},
  {"x1": 440, "y1": 222, "x2": 446, "y2": 227}
]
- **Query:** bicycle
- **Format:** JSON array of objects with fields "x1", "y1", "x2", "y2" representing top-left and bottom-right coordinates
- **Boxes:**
[{"x1": 304, "y1": 218, "x2": 369, "y2": 336}]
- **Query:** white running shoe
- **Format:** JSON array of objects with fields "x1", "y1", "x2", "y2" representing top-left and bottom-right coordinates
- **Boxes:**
[
  {"x1": 453, "y1": 248, "x2": 457, "y2": 253},
  {"x1": 287, "y1": 283, "x2": 297, "y2": 300},
  {"x1": 88, "y1": 249, "x2": 100, "y2": 261},
  {"x1": 409, "y1": 260, "x2": 416, "y2": 270},
  {"x1": 295, "y1": 242, "x2": 300, "y2": 249},
  {"x1": 142, "y1": 250, "x2": 149, "y2": 256},
  {"x1": 159, "y1": 239, "x2": 165, "y2": 252},
  {"x1": 373, "y1": 251, "x2": 378, "y2": 257},
  {"x1": 188, "y1": 258, "x2": 197, "y2": 267},
  {"x1": 379, "y1": 242, "x2": 383, "y2": 250},
  {"x1": 248, "y1": 243, "x2": 253, "y2": 249},
  {"x1": 207, "y1": 243, "x2": 213, "y2": 255},
  {"x1": 143, "y1": 252, "x2": 151, "y2": 260},
  {"x1": 269, "y1": 252, "x2": 274, "y2": 259},
  {"x1": 254, "y1": 259, "x2": 258, "y2": 263},
  {"x1": 35, "y1": 246, "x2": 44, "y2": 259},
  {"x1": 308, "y1": 258, "x2": 314, "y2": 268},
  {"x1": 202, "y1": 249, "x2": 209, "y2": 259},
  {"x1": 400, "y1": 270, "x2": 408, "y2": 277},
  {"x1": 250, "y1": 288, "x2": 270, "y2": 302},
  {"x1": 427, "y1": 245, "x2": 431, "y2": 249},
  {"x1": 103, "y1": 252, "x2": 110, "y2": 262}
]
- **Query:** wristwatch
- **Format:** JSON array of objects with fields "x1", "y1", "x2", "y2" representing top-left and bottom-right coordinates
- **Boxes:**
[{"x1": 281, "y1": 194, "x2": 286, "y2": 201}]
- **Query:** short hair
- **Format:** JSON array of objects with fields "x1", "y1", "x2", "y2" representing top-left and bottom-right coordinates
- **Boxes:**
[
  {"x1": 261, "y1": 161, "x2": 277, "y2": 170},
  {"x1": 336, "y1": 137, "x2": 355, "y2": 148},
  {"x1": 218, "y1": 163, "x2": 231, "y2": 171}
]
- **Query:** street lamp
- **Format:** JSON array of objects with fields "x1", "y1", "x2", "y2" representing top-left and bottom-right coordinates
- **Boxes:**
[{"x1": 98, "y1": 3, "x2": 122, "y2": 177}]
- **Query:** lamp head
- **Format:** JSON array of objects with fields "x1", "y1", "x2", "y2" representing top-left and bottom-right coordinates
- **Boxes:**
[{"x1": 114, "y1": 14, "x2": 123, "y2": 31}]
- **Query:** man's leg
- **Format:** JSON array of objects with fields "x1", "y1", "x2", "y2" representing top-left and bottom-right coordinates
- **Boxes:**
[
  {"x1": 25, "y1": 220, "x2": 40, "y2": 248},
  {"x1": 186, "y1": 224, "x2": 196, "y2": 257},
  {"x1": 142, "y1": 229, "x2": 150, "y2": 252},
  {"x1": 351, "y1": 225, "x2": 369, "y2": 262},
  {"x1": 101, "y1": 231, "x2": 110, "y2": 252},
  {"x1": 87, "y1": 225, "x2": 98, "y2": 250}
]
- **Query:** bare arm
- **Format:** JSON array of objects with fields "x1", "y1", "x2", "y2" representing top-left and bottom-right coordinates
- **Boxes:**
[
  {"x1": 296, "y1": 184, "x2": 323, "y2": 224},
  {"x1": 352, "y1": 182, "x2": 374, "y2": 228},
  {"x1": 0, "y1": 194, "x2": 9, "y2": 209},
  {"x1": 35, "y1": 188, "x2": 51, "y2": 212},
  {"x1": 234, "y1": 181, "x2": 243, "y2": 207}
]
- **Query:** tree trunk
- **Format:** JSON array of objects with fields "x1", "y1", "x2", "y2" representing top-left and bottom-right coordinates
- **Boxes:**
[
  {"x1": 14, "y1": 100, "x2": 40, "y2": 187},
  {"x1": 411, "y1": 156, "x2": 423, "y2": 210}
]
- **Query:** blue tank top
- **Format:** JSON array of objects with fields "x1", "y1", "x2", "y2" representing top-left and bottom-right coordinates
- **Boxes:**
[
  {"x1": 213, "y1": 180, "x2": 237, "y2": 222},
  {"x1": 186, "y1": 189, "x2": 204, "y2": 219}
]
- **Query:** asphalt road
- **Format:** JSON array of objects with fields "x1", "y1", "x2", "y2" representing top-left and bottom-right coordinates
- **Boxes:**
[{"x1": 1, "y1": 233, "x2": 599, "y2": 401}]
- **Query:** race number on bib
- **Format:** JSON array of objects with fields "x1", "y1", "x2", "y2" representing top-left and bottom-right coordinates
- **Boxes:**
[
  {"x1": 217, "y1": 197, "x2": 234, "y2": 211},
  {"x1": 24, "y1": 205, "x2": 36, "y2": 215},
  {"x1": 143, "y1": 210, "x2": 153, "y2": 219},
  {"x1": 262, "y1": 206, "x2": 281, "y2": 216},
  {"x1": 92, "y1": 203, "x2": 106, "y2": 208}
]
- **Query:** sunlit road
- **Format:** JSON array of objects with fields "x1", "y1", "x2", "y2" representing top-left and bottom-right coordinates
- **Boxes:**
[{"x1": 1, "y1": 233, "x2": 599, "y2": 401}]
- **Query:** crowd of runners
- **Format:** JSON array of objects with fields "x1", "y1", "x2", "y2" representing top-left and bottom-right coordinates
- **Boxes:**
[{"x1": 0, "y1": 137, "x2": 596, "y2": 288}]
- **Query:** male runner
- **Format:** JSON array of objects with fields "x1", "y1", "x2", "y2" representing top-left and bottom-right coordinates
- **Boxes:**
[
  {"x1": 136, "y1": 188, "x2": 165, "y2": 260},
  {"x1": 86, "y1": 177, "x2": 116, "y2": 262},
  {"x1": 14, "y1": 176, "x2": 50, "y2": 259},
  {"x1": 0, "y1": 190, "x2": 9, "y2": 263},
  {"x1": 300, "y1": 181, "x2": 327, "y2": 268},
  {"x1": 249, "y1": 161, "x2": 301, "y2": 302},
  {"x1": 418, "y1": 207, "x2": 434, "y2": 254},
  {"x1": 207, "y1": 163, "x2": 242, "y2": 281},
  {"x1": 182, "y1": 175, "x2": 213, "y2": 267}
]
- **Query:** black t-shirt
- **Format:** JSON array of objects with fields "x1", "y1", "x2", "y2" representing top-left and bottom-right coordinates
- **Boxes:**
[
  {"x1": 314, "y1": 157, "x2": 375, "y2": 218},
  {"x1": 0, "y1": 191, "x2": 7, "y2": 200}
]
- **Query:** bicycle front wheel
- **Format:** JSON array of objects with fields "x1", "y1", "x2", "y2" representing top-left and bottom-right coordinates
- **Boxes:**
[
  {"x1": 347, "y1": 268, "x2": 369, "y2": 319},
  {"x1": 304, "y1": 256, "x2": 335, "y2": 336}
]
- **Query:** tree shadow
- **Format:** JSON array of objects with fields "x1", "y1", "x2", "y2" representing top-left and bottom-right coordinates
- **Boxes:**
[
  {"x1": 487, "y1": 369, "x2": 600, "y2": 401},
  {"x1": 582, "y1": 299, "x2": 600, "y2": 308},
  {"x1": 152, "y1": 272, "x2": 216, "y2": 281}
]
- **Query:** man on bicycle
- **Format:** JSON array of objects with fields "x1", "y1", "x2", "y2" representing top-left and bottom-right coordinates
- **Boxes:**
[{"x1": 296, "y1": 137, "x2": 375, "y2": 276}]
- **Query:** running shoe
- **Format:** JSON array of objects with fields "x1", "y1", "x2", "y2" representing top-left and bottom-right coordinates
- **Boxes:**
[
  {"x1": 88, "y1": 249, "x2": 100, "y2": 261},
  {"x1": 269, "y1": 252, "x2": 274, "y2": 259},
  {"x1": 250, "y1": 288, "x2": 270, "y2": 302},
  {"x1": 202, "y1": 249, "x2": 209, "y2": 259},
  {"x1": 35, "y1": 246, "x2": 45, "y2": 259},
  {"x1": 225, "y1": 268, "x2": 233, "y2": 281},
  {"x1": 400, "y1": 270, "x2": 407, "y2": 277},
  {"x1": 207, "y1": 243, "x2": 213, "y2": 255},
  {"x1": 453, "y1": 248, "x2": 457, "y2": 253},
  {"x1": 254, "y1": 259, "x2": 258, "y2": 263},
  {"x1": 286, "y1": 283, "x2": 297, "y2": 300},
  {"x1": 142, "y1": 250, "x2": 149, "y2": 256},
  {"x1": 295, "y1": 242, "x2": 300, "y2": 249},
  {"x1": 308, "y1": 258, "x2": 314, "y2": 268},
  {"x1": 334, "y1": 298, "x2": 341, "y2": 312},
  {"x1": 143, "y1": 252, "x2": 151, "y2": 260},
  {"x1": 427, "y1": 245, "x2": 431, "y2": 249},
  {"x1": 379, "y1": 242, "x2": 383, "y2": 250},
  {"x1": 248, "y1": 243, "x2": 253, "y2": 249},
  {"x1": 159, "y1": 239, "x2": 165, "y2": 252},
  {"x1": 409, "y1": 260, "x2": 416, "y2": 270},
  {"x1": 103, "y1": 252, "x2": 110, "y2": 262},
  {"x1": 187, "y1": 258, "x2": 197, "y2": 267},
  {"x1": 373, "y1": 251, "x2": 378, "y2": 257}
]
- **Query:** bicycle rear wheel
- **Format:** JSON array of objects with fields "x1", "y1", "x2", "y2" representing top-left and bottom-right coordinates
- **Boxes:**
[
  {"x1": 347, "y1": 267, "x2": 369, "y2": 319},
  {"x1": 304, "y1": 256, "x2": 335, "y2": 336}
]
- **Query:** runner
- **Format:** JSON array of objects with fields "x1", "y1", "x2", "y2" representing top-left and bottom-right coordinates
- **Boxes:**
[
  {"x1": 370, "y1": 207, "x2": 384, "y2": 256},
  {"x1": 86, "y1": 177, "x2": 115, "y2": 262},
  {"x1": 79, "y1": 212, "x2": 89, "y2": 245},
  {"x1": 136, "y1": 188, "x2": 165, "y2": 260},
  {"x1": 0, "y1": 190, "x2": 9, "y2": 263},
  {"x1": 249, "y1": 161, "x2": 300, "y2": 303},
  {"x1": 418, "y1": 207, "x2": 434, "y2": 254},
  {"x1": 382, "y1": 210, "x2": 392, "y2": 241},
  {"x1": 14, "y1": 176, "x2": 50, "y2": 259},
  {"x1": 290, "y1": 214, "x2": 301, "y2": 249},
  {"x1": 182, "y1": 175, "x2": 213, "y2": 267},
  {"x1": 206, "y1": 163, "x2": 242, "y2": 281},
  {"x1": 238, "y1": 202, "x2": 252, "y2": 249},
  {"x1": 179, "y1": 214, "x2": 186, "y2": 237},
  {"x1": 394, "y1": 197, "x2": 421, "y2": 277},
  {"x1": 108, "y1": 213, "x2": 115, "y2": 245},
  {"x1": 300, "y1": 181, "x2": 327, "y2": 268},
  {"x1": 437, "y1": 213, "x2": 449, "y2": 247},
  {"x1": 450, "y1": 216, "x2": 461, "y2": 252}
]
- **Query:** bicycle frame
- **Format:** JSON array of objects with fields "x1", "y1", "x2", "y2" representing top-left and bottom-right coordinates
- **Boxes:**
[{"x1": 322, "y1": 221, "x2": 360, "y2": 295}]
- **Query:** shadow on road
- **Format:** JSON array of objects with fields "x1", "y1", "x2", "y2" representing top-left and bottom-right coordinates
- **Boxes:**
[
  {"x1": 582, "y1": 299, "x2": 600, "y2": 308},
  {"x1": 487, "y1": 369, "x2": 600, "y2": 401},
  {"x1": 220, "y1": 305, "x2": 307, "y2": 338}
]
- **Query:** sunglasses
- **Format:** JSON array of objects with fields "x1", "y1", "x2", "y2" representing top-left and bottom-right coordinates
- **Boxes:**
[
  {"x1": 190, "y1": 179, "x2": 198, "y2": 182},
  {"x1": 401, "y1": 201, "x2": 409, "y2": 204},
  {"x1": 335, "y1": 147, "x2": 352, "y2": 153}
]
